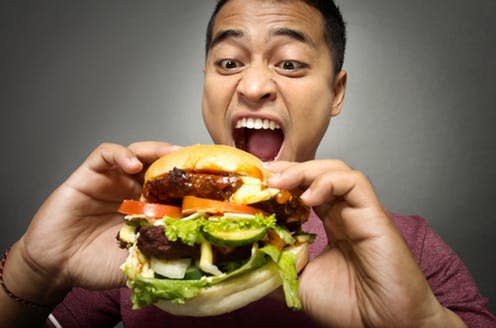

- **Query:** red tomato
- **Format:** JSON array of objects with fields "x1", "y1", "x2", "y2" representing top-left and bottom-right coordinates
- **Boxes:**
[
  {"x1": 182, "y1": 196, "x2": 262, "y2": 216},
  {"x1": 118, "y1": 200, "x2": 181, "y2": 219}
]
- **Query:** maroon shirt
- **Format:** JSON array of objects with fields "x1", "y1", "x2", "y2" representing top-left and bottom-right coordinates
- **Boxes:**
[{"x1": 53, "y1": 213, "x2": 496, "y2": 327}]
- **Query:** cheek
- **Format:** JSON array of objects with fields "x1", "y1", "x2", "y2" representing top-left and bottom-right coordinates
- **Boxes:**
[
  {"x1": 287, "y1": 80, "x2": 333, "y2": 124},
  {"x1": 284, "y1": 80, "x2": 333, "y2": 154},
  {"x1": 293, "y1": 112, "x2": 331, "y2": 145}
]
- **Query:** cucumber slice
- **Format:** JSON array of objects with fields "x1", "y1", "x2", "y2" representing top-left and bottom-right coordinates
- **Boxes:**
[
  {"x1": 295, "y1": 233, "x2": 316, "y2": 243},
  {"x1": 202, "y1": 226, "x2": 267, "y2": 247},
  {"x1": 183, "y1": 266, "x2": 203, "y2": 280}
]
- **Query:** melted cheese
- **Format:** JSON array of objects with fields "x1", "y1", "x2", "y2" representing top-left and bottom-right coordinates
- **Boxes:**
[
  {"x1": 230, "y1": 176, "x2": 279, "y2": 204},
  {"x1": 119, "y1": 224, "x2": 137, "y2": 244}
]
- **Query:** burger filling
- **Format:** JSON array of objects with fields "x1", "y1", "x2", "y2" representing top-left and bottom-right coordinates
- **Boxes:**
[
  {"x1": 143, "y1": 167, "x2": 243, "y2": 206},
  {"x1": 142, "y1": 168, "x2": 306, "y2": 229},
  {"x1": 118, "y1": 167, "x2": 313, "y2": 311}
]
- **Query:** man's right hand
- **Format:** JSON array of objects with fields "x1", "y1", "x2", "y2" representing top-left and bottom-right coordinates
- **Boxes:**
[{"x1": 4, "y1": 141, "x2": 181, "y2": 306}]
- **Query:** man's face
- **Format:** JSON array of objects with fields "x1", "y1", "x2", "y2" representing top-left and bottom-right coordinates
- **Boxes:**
[{"x1": 202, "y1": 0, "x2": 346, "y2": 162}]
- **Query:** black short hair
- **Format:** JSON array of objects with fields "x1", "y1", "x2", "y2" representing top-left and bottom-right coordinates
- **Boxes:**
[{"x1": 205, "y1": 0, "x2": 347, "y2": 73}]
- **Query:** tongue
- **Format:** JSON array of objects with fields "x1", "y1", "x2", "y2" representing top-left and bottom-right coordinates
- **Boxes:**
[{"x1": 246, "y1": 129, "x2": 283, "y2": 161}]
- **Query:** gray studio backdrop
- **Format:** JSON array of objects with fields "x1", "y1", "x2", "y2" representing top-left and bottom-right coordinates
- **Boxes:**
[{"x1": 1, "y1": 0, "x2": 495, "y2": 314}]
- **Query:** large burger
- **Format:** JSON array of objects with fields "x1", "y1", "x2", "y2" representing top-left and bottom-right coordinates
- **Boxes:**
[{"x1": 117, "y1": 144, "x2": 313, "y2": 316}]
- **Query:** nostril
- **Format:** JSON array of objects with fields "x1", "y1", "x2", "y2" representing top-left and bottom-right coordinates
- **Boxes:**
[{"x1": 237, "y1": 69, "x2": 277, "y2": 103}]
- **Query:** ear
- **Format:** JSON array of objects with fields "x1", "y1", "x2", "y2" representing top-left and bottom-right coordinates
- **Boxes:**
[{"x1": 330, "y1": 70, "x2": 347, "y2": 117}]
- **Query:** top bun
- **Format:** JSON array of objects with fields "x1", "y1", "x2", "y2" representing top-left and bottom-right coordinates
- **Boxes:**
[{"x1": 145, "y1": 144, "x2": 269, "y2": 183}]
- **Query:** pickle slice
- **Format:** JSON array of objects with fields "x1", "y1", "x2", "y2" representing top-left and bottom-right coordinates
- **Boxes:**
[{"x1": 201, "y1": 227, "x2": 267, "y2": 247}]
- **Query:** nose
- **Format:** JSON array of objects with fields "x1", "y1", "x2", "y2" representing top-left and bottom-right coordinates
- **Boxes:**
[{"x1": 237, "y1": 63, "x2": 276, "y2": 105}]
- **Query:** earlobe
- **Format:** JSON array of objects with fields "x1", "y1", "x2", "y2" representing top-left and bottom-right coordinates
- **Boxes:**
[{"x1": 331, "y1": 70, "x2": 347, "y2": 117}]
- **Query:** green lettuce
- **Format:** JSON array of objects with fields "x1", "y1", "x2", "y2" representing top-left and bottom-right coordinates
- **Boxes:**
[
  {"x1": 129, "y1": 245, "x2": 269, "y2": 308},
  {"x1": 163, "y1": 217, "x2": 204, "y2": 246},
  {"x1": 202, "y1": 213, "x2": 276, "y2": 235},
  {"x1": 278, "y1": 250, "x2": 301, "y2": 310},
  {"x1": 163, "y1": 213, "x2": 276, "y2": 246},
  {"x1": 131, "y1": 277, "x2": 207, "y2": 308},
  {"x1": 130, "y1": 217, "x2": 302, "y2": 310},
  {"x1": 258, "y1": 244, "x2": 302, "y2": 310}
]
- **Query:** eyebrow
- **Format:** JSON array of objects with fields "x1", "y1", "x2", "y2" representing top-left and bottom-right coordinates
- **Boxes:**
[
  {"x1": 209, "y1": 29, "x2": 244, "y2": 50},
  {"x1": 270, "y1": 27, "x2": 317, "y2": 49},
  {"x1": 208, "y1": 27, "x2": 317, "y2": 50}
]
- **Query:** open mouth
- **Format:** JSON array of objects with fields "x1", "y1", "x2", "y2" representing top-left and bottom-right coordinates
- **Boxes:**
[{"x1": 233, "y1": 117, "x2": 284, "y2": 161}]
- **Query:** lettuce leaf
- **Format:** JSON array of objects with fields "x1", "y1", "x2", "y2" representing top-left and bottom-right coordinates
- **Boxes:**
[
  {"x1": 163, "y1": 217, "x2": 204, "y2": 246},
  {"x1": 202, "y1": 213, "x2": 276, "y2": 234},
  {"x1": 129, "y1": 244, "x2": 270, "y2": 308},
  {"x1": 163, "y1": 213, "x2": 276, "y2": 246},
  {"x1": 259, "y1": 244, "x2": 301, "y2": 310},
  {"x1": 278, "y1": 250, "x2": 301, "y2": 310},
  {"x1": 130, "y1": 217, "x2": 303, "y2": 310},
  {"x1": 131, "y1": 276, "x2": 207, "y2": 308}
]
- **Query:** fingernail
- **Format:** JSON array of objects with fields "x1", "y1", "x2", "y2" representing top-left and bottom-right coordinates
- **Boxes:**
[
  {"x1": 125, "y1": 157, "x2": 143, "y2": 174},
  {"x1": 300, "y1": 188, "x2": 312, "y2": 202},
  {"x1": 129, "y1": 157, "x2": 142, "y2": 167},
  {"x1": 268, "y1": 172, "x2": 281, "y2": 184},
  {"x1": 262, "y1": 161, "x2": 273, "y2": 168}
]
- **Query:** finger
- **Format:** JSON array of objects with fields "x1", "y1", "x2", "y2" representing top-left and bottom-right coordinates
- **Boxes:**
[
  {"x1": 127, "y1": 141, "x2": 182, "y2": 165},
  {"x1": 300, "y1": 171, "x2": 353, "y2": 206},
  {"x1": 86, "y1": 143, "x2": 143, "y2": 175},
  {"x1": 262, "y1": 160, "x2": 294, "y2": 173},
  {"x1": 268, "y1": 160, "x2": 351, "y2": 190},
  {"x1": 302, "y1": 170, "x2": 379, "y2": 209},
  {"x1": 127, "y1": 142, "x2": 182, "y2": 184}
]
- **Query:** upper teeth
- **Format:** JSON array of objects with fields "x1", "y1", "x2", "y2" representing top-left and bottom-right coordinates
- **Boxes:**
[{"x1": 235, "y1": 118, "x2": 280, "y2": 130}]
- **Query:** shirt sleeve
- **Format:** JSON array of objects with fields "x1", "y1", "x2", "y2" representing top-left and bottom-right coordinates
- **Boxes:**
[
  {"x1": 52, "y1": 288, "x2": 121, "y2": 327},
  {"x1": 394, "y1": 214, "x2": 496, "y2": 327}
]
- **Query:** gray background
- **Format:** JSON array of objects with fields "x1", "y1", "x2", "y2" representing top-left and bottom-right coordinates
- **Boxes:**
[{"x1": 1, "y1": 0, "x2": 495, "y2": 315}]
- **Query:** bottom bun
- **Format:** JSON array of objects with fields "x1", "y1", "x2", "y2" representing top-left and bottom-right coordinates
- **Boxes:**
[
  {"x1": 155, "y1": 261, "x2": 281, "y2": 316},
  {"x1": 154, "y1": 243, "x2": 309, "y2": 317}
]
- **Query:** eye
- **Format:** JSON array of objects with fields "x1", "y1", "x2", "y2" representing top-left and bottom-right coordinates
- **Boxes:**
[
  {"x1": 216, "y1": 59, "x2": 244, "y2": 73},
  {"x1": 275, "y1": 60, "x2": 308, "y2": 76}
]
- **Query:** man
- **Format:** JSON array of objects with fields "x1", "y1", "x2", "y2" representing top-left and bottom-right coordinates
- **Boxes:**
[{"x1": 1, "y1": 0, "x2": 494, "y2": 327}]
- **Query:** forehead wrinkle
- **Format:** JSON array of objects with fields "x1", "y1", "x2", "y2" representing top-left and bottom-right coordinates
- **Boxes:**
[{"x1": 209, "y1": 1, "x2": 327, "y2": 53}]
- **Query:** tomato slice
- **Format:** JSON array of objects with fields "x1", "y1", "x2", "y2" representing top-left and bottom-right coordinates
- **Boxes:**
[
  {"x1": 118, "y1": 200, "x2": 181, "y2": 219},
  {"x1": 182, "y1": 195, "x2": 262, "y2": 216}
]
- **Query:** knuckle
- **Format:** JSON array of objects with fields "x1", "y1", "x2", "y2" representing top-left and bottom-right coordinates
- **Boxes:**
[
  {"x1": 335, "y1": 160, "x2": 351, "y2": 170},
  {"x1": 127, "y1": 141, "x2": 171, "y2": 151},
  {"x1": 97, "y1": 142, "x2": 111, "y2": 149},
  {"x1": 315, "y1": 172, "x2": 331, "y2": 185},
  {"x1": 320, "y1": 159, "x2": 350, "y2": 170},
  {"x1": 91, "y1": 142, "x2": 130, "y2": 161},
  {"x1": 127, "y1": 142, "x2": 144, "y2": 151},
  {"x1": 93, "y1": 142, "x2": 114, "y2": 154},
  {"x1": 351, "y1": 170, "x2": 368, "y2": 182}
]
